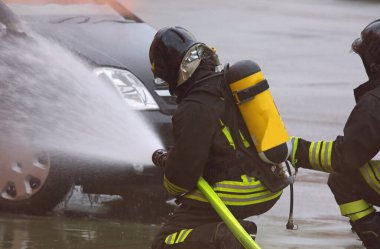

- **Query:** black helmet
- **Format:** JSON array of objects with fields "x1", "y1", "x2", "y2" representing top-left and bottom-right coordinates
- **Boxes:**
[
  {"x1": 352, "y1": 19, "x2": 380, "y2": 79},
  {"x1": 149, "y1": 26, "x2": 219, "y2": 95}
]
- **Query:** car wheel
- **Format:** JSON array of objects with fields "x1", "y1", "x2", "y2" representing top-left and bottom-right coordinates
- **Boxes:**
[{"x1": 0, "y1": 143, "x2": 73, "y2": 214}]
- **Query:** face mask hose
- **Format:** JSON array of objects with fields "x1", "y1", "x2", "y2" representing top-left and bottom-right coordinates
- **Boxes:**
[{"x1": 285, "y1": 160, "x2": 298, "y2": 230}]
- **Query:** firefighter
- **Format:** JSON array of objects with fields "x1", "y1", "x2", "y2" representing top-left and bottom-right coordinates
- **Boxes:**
[
  {"x1": 149, "y1": 26, "x2": 285, "y2": 249},
  {"x1": 291, "y1": 20, "x2": 380, "y2": 249}
]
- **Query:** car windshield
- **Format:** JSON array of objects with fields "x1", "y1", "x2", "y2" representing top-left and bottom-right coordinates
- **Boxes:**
[{"x1": 3, "y1": 0, "x2": 138, "y2": 23}]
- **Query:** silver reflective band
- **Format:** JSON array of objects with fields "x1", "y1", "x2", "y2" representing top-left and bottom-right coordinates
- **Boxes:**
[
  {"x1": 360, "y1": 161, "x2": 380, "y2": 194},
  {"x1": 177, "y1": 44, "x2": 202, "y2": 86},
  {"x1": 308, "y1": 141, "x2": 334, "y2": 173}
]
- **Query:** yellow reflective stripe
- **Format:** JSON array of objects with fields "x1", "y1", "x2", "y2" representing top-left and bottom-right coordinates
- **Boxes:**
[
  {"x1": 218, "y1": 177, "x2": 261, "y2": 186},
  {"x1": 315, "y1": 141, "x2": 323, "y2": 170},
  {"x1": 309, "y1": 142, "x2": 321, "y2": 170},
  {"x1": 214, "y1": 185, "x2": 266, "y2": 193},
  {"x1": 321, "y1": 141, "x2": 328, "y2": 167},
  {"x1": 215, "y1": 181, "x2": 261, "y2": 187},
  {"x1": 339, "y1": 199, "x2": 374, "y2": 217},
  {"x1": 220, "y1": 120, "x2": 236, "y2": 150},
  {"x1": 217, "y1": 190, "x2": 282, "y2": 206},
  {"x1": 349, "y1": 207, "x2": 376, "y2": 222},
  {"x1": 182, "y1": 229, "x2": 192, "y2": 241},
  {"x1": 360, "y1": 161, "x2": 380, "y2": 194},
  {"x1": 164, "y1": 232, "x2": 177, "y2": 245},
  {"x1": 175, "y1": 229, "x2": 187, "y2": 243},
  {"x1": 327, "y1": 141, "x2": 333, "y2": 167},
  {"x1": 214, "y1": 182, "x2": 265, "y2": 193},
  {"x1": 320, "y1": 141, "x2": 334, "y2": 173},
  {"x1": 184, "y1": 177, "x2": 282, "y2": 205},
  {"x1": 185, "y1": 190, "x2": 282, "y2": 206},
  {"x1": 239, "y1": 130, "x2": 250, "y2": 148},
  {"x1": 309, "y1": 141, "x2": 334, "y2": 173},
  {"x1": 219, "y1": 119, "x2": 250, "y2": 149},
  {"x1": 176, "y1": 229, "x2": 193, "y2": 243},
  {"x1": 245, "y1": 175, "x2": 259, "y2": 183},
  {"x1": 164, "y1": 175, "x2": 188, "y2": 196},
  {"x1": 184, "y1": 189, "x2": 208, "y2": 202},
  {"x1": 290, "y1": 136, "x2": 299, "y2": 165},
  {"x1": 241, "y1": 174, "x2": 250, "y2": 183},
  {"x1": 185, "y1": 191, "x2": 282, "y2": 205},
  {"x1": 165, "y1": 229, "x2": 193, "y2": 245},
  {"x1": 320, "y1": 141, "x2": 327, "y2": 170},
  {"x1": 372, "y1": 160, "x2": 380, "y2": 179}
]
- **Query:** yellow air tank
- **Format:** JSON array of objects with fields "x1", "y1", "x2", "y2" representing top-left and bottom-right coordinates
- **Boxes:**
[{"x1": 226, "y1": 60, "x2": 291, "y2": 164}]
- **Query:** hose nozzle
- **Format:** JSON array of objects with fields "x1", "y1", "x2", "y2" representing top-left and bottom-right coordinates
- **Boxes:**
[{"x1": 152, "y1": 149, "x2": 168, "y2": 169}]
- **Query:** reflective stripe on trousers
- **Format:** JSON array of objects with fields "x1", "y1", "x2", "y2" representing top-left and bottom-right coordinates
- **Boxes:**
[
  {"x1": 339, "y1": 199, "x2": 376, "y2": 222},
  {"x1": 164, "y1": 229, "x2": 193, "y2": 245},
  {"x1": 360, "y1": 160, "x2": 380, "y2": 195}
]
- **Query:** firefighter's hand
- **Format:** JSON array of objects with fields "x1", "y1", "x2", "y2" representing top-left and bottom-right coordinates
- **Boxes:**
[{"x1": 152, "y1": 149, "x2": 168, "y2": 169}]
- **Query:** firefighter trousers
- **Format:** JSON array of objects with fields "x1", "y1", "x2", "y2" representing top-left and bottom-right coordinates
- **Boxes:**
[
  {"x1": 328, "y1": 170, "x2": 380, "y2": 220},
  {"x1": 151, "y1": 198, "x2": 278, "y2": 249}
]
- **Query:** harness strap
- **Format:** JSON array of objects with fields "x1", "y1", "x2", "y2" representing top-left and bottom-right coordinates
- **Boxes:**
[{"x1": 233, "y1": 80, "x2": 269, "y2": 104}]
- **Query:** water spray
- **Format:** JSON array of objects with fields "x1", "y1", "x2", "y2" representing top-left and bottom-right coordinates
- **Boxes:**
[{"x1": 0, "y1": 28, "x2": 162, "y2": 166}]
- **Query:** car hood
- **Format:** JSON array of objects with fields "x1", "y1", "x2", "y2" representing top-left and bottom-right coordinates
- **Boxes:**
[{"x1": 25, "y1": 19, "x2": 176, "y2": 114}]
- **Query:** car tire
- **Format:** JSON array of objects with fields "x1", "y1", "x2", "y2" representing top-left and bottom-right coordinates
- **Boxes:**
[{"x1": 0, "y1": 145, "x2": 73, "y2": 214}]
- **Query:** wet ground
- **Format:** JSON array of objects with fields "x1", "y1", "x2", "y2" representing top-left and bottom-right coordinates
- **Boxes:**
[
  {"x1": 0, "y1": 177, "x2": 365, "y2": 248},
  {"x1": 2, "y1": 0, "x2": 380, "y2": 248},
  {"x1": 0, "y1": 212, "x2": 159, "y2": 249}
]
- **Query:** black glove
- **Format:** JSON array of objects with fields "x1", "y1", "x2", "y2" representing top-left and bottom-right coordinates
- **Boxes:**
[{"x1": 152, "y1": 149, "x2": 168, "y2": 169}]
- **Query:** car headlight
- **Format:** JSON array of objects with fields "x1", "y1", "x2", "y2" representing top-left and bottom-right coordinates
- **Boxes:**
[{"x1": 93, "y1": 67, "x2": 159, "y2": 111}]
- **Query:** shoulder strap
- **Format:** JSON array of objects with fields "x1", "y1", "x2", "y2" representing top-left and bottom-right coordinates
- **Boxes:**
[{"x1": 220, "y1": 64, "x2": 259, "y2": 173}]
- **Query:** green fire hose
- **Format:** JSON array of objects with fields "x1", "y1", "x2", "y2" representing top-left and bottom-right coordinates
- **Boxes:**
[{"x1": 197, "y1": 177, "x2": 261, "y2": 249}]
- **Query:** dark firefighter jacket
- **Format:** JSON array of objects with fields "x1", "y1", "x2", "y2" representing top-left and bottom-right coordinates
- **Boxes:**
[
  {"x1": 293, "y1": 76, "x2": 380, "y2": 176},
  {"x1": 163, "y1": 65, "x2": 282, "y2": 208}
]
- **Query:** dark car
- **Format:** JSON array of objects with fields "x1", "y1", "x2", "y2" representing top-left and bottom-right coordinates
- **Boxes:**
[{"x1": 0, "y1": 0, "x2": 176, "y2": 214}]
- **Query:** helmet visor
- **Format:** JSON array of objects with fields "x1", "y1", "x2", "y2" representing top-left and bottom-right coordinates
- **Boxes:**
[{"x1": 177, "y1": 44, "x2": 203, "y2": 86}]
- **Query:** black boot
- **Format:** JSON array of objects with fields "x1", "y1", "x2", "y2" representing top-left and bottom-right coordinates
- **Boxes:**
[
  {"x1": 213, "y1": 220, "x2": 257, "y2": 249},
  {"x1": 351, "y1": 212, "x2": 380, "y2": 249}
]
